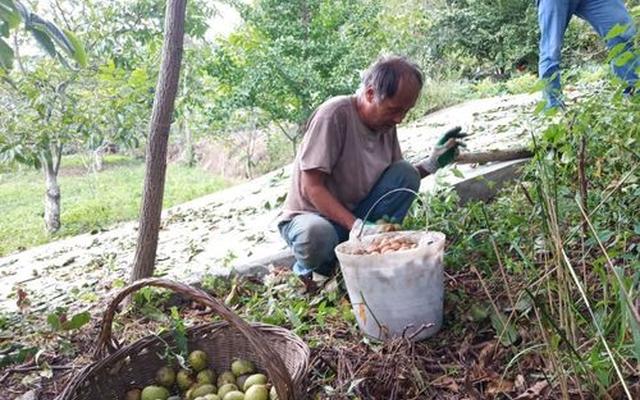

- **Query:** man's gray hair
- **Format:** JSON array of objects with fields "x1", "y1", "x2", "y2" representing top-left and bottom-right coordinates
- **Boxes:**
[{"x1": 359, "y1": 55, "x2": 424, "y2": 101}]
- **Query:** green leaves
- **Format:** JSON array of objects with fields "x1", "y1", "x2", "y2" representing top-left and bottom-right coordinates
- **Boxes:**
[
  {"x1": 28, "y1": 24, "x2": 57, "y2": 58},
  {"x1": 47, "y1": 309, "x2": 91, "y2": 332},
  {"x1": 25, "y1": 13, "x2": 87, "y2": 68},
  {"x1": 0, "y1": 0, "x2": 87, "y2": 71},
  {"x1": 604, "y1": 23, "x2": 630, "y2": 41},
  {"x1": 0, "y1": 0, "x2": 17, "y2": 69},
  {"x1": 170, "y1": 307, "x2": 188, "y2": 358},
  {"x1": 0, "y1": 0, "x2": 22, "y2": 31},
  {"x1": 0, "y1": 37, "x2": 12, "y2": 69},
  {"x1": 63, "y1": 29, "x2": 87, "y2": 68},
  {"x1": 490, "y1": 312, "x2": 519, "y2": 346}
]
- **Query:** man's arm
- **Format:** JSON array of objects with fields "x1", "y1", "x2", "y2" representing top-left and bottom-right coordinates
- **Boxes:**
[{"x1": 301, "y1": 169, "x2": 356, "y2": 230}]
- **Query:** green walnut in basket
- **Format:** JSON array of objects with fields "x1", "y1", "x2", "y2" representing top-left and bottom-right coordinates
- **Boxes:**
[
  {"x1": 217, "y1": 383, "x2": 239, "y2": 398},
  {"x1": 231, "y1": 359, "x2": 255, "y2": 376},
  {"x1": 217, "y1": 371, "x2": 236, "y2": 387},
  {"x1": 141, "y1": 385, "x2": 170, "y2": 400},
  {"x1": 188, "y1": 350, "x2": 209, "y2": 372},
  {"x1": 222, "y1": 391, "x2": 245, "y2": 400},
  {"x1": 243, "y1": 374, "x2": 267, "y2": 391},
  {"x1": 156, "y1": 366, "x2": 176, "y2": 388},
  {"x1": 189, "y1": 383, "x2": 216, "y2": 399},
  {"x1": 197, "y1": 369, "x2": 216, "y2": 385},
  {"x1": 177, "y1": 369, "x2": 196, "y2": 391},
  {"x1": 244, "y1": 385, "x2": 268, "y2": 400}
]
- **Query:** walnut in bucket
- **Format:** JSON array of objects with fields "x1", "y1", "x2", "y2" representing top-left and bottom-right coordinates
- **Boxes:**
[{"x1": 348, "y1": 236, "x2": 418, "y2": 255}]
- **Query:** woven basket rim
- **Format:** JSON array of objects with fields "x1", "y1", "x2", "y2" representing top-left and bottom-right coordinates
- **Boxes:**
[{"x1": 58, "y1": 320, "x2": 310, "y2": 400}]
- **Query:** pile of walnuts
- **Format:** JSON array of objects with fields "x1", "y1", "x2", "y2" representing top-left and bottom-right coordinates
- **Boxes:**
[{"x1": 349, "y1": 236, "x2": 418, "y2": 255}]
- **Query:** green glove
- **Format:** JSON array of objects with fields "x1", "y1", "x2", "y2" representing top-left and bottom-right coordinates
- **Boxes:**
[
  {"x1": 418, "y1": 126, "x2": 468, "y2": 174},
  {"x1": 435, "y1": 126, "x2": 468, "y2": 167}
]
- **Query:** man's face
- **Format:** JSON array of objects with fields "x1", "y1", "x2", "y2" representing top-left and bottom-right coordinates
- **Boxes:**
[{"x1": 363, "y1": 75, "x2": 421, "y2": 131}]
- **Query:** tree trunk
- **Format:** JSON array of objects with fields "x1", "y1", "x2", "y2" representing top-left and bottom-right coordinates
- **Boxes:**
[
  {"x1": 41, "y1": 144, "x2": 63, "y2": 233},
  {"x1": 130, "y1": 0, "x2": 187, "y2": 282},
  {"x1": 182, "y1": 113, "x2": 195, "y2": 167},
  {"x1": 43, "y1": 158, "x2": 61, "y2": 233},
  {"x1": 93, "y1": 144, "x2": 105, "y2": 172}
]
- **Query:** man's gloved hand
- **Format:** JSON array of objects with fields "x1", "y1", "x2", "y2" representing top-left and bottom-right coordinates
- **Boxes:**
[
  {"x1": 417, "y1": 126, "x2": 468, "y2": 174},
  {"x1": 349, "y1": 218, "x2": 401, "y2": 242}
]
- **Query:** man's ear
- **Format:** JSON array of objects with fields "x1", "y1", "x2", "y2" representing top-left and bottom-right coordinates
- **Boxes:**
[{"x1": 365, "y1": 86, "x2": 376, "y2": 103}]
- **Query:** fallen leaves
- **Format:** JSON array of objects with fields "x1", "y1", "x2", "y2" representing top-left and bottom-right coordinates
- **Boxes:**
[{"x1": 515, "y1": 380, "x2": 549, "y2": 399}]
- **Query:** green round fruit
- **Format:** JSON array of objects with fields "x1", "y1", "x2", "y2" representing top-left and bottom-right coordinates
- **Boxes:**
[
  {"x1": 217, "y1": 383, "x2": 239, "y2": 399},
  {"x1": 197, "y1": 369, "x2": 216, "y2": 385},
  {"x1": 125, "y1": 388, "x2": 141, "y2": 400},
  {"x1": 269, "y1": 386, "x2": 278, "y2": 400},
  {"x1": 243, "y1": 374, "x2": 267, "y2": 391},
  {"x1": 177, "y1": 369, "x2": 195, "y2": 391},
  {"x1": 244, "y1": 385, "x2": 268, "y2": 400},
  {"x1": 188, "y1": 350, "x2": 209, "y2": 372},
  {"x1": 141, "y1": 385, "x2": 170, "y2": 400},
  {"x1": 222, "y1": 391, "x2": 245, "y2": 400},
  {"x1": 204, "y1": 395, "x2": 221, "y2": 400},
  {"x1": 156, "y1": 366, "x2": 176, "y2": 388},
  {"x1": 231, "y1": 359, "x2": 255, "y2": 376},
  {"x1": 217, "y1": 371, "x2": 236, "y2": 387},
  {"x1": 167, "y1": 397, "x2": 181, "y2": 400},
  {"x1": 190, "y1": 384, "x2": 216, "y2": 399}
]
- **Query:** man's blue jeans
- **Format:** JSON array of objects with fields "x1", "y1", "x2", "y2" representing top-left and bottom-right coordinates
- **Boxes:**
[
  {"x1": 538, "y1": 0, "x2": 639, "y2": 108},
  {"x1": 278, "y1": 160, "x2": 420, "y2": 277}
]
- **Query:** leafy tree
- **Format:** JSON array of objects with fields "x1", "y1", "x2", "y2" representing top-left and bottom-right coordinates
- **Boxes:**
[
  {"x1": 1, "y1": 0, "x2": 217, "y2": 234},
  {"x1": 208, "y1": 0, "x2": 388, "y2": 154},
  {"x1": 0, "y1": 0, "x2": 87, "y2": 232},
  {"x1": 0, "y1": 62, "x2": 86, "y2": 231},
  {"x1": 425, "y1": 0, "x2": 539, "y2": 78}
]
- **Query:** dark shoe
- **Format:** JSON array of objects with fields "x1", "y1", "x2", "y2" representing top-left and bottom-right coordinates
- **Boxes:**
[
  {"x1": 298, "y1": 273, "x2": 319, "y2": 295},
  {"x1": 623, "y1": 86, "x2": 636, "y2": 97}
]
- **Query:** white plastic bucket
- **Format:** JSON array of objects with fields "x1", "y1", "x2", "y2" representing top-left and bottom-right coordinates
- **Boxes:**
[{"x1": 334, "y1": 230, "x2": 445, "y2": 341}]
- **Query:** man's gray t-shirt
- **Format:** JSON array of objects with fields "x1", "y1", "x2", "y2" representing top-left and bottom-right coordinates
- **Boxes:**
[{"x1": 281, "y1": 95, "x2": 403, "y2": 222}]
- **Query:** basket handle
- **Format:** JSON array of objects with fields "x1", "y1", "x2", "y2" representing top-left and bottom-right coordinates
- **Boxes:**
[{"x1": 93, "y1": 278, "x2": 295, "y2": 400}]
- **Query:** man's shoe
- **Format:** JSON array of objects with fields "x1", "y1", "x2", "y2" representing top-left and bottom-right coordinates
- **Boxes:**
[
  {"x1": 623, "y1": 86, "x2": 636, "y2": 97},
  {"x1": 298, "y1": 273, "x2": 319, "y2": 294}
]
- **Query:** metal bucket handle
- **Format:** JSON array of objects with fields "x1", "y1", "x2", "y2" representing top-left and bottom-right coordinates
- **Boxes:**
[{"x1": 356, "y1": 187, "x2": 427, "y2": 239}]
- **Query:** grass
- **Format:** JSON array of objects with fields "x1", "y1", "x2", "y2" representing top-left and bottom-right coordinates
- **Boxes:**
[
  {"x1": 0, "y1": 154, "x2": 228, "y2": 256},
  {"x1": 403, "y1": 76, "x2": 640, "y2": 397}
]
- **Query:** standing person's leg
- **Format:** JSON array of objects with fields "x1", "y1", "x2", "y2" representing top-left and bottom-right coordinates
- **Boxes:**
[
  {"x1": 279, "y1": 213, "x2": 341, "y2": 277},
  {"x1": 577, "y1": 0, "x2": 639, "y2": 90},
  {"x1": 537, "y1": 0, "x2": 576, "y2": 108},
  {"x1": 353, "y1": 160, "x2": 420, "y2": 223}
]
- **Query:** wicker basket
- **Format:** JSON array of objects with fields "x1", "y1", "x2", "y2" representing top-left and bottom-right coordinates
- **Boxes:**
[{"x1": 57, "y1": 278, "x2": 309, "y2": 400}]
